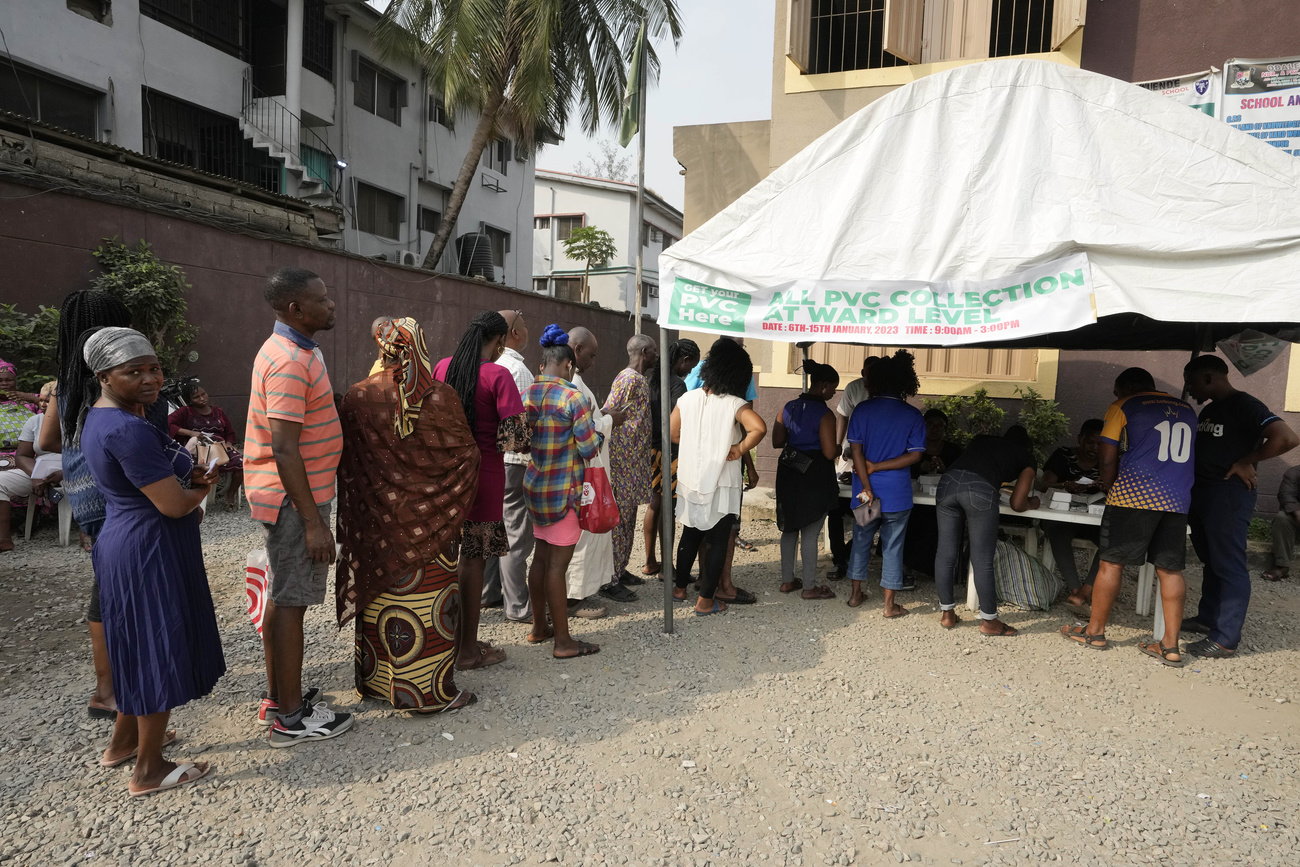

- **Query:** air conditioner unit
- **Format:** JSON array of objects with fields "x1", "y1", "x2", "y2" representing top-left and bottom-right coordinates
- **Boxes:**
[{"x1": 398, "y1": 250, "x2": 419, "y2": 267}]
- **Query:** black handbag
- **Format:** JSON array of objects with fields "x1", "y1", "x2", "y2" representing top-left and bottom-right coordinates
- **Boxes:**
[{"x1": 779, "y1": 445, "x2": 813, "y2": 474}]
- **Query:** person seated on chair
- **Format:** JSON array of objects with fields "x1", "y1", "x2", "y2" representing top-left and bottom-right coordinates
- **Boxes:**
[
  {"x1": 1038, "y1": 418, "x2": 1105, "y2": 610},
  {"x1": 0, "y1": 361, "x2": 40, "y2": 552},
  {"x1": 168, "y1": 382, "x2": 245, "y2": 511}
]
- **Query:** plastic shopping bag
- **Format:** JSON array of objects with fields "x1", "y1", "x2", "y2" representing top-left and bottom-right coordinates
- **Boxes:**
[
  {"x1": 246, "y1": 549, "x2": 271, "y2": 635},
  {"x1": 578, "y1": 458, "x2": 620, "y2": 534}
]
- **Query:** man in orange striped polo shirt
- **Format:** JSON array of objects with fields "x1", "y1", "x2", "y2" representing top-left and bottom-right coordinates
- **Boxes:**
[{"x1": 245, "y1": 267, "x2": 354, "y2": 746}]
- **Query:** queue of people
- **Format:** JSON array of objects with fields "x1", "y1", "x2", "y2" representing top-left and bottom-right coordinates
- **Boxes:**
[{"x1": 26, "y1": 270, "x2": 1299, "y2": 800}]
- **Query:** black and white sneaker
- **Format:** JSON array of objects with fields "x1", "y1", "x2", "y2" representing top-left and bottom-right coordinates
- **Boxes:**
[
  {"x1": 268, "y1": 702, "x2": 355, "y2": 747},
  {"x1": 257, "y1": 686, "x2": 324, "y2": 727}
]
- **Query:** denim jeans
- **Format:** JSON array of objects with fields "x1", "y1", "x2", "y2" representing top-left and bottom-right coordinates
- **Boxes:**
[
  {"x1": 934, "y1": 469, "x2": 1000, "y2": 619},
  {"x1": 848, "y1": 507, "x2": 912, "y2": 590},
  {"x1": 1190, "y1": 482, "x2": 1256, "y2": 649}
]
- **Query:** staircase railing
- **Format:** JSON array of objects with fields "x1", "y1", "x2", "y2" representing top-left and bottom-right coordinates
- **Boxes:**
[{"x1": 241, "y1": 68, "x2": 341, "y2": 197}]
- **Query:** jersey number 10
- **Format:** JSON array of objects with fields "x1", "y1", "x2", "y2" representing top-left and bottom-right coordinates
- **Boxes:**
[{"x1": 1154, "y1": 420, "x2": 1192, "y2": 463}]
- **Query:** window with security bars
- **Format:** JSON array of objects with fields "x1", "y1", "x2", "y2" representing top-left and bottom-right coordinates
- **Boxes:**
[
  {"x1": 0, "y1": 61, "x2": 99, "y2": 139},
  {"x1": 303, "y1": 0, "x2": 335, "y2": 81},
  {"x1": 806, "y1": 0, "x2": 907, "y2": 74},
  {"x1": 796, "y1": 343, "x2": 1037, "y2": 381},
  {"x1": 141, "y1": 88, "x2": 280, "y2": 193},
  {"x1": 141, "y1": 0, "x2": 249, "y2": 60},
  {"x1": 789, "y1": 0, "x2": 1085, "y2": 71},
  {"x1": 989, "y1": 0, "x2": 1052, "y2": 56}
]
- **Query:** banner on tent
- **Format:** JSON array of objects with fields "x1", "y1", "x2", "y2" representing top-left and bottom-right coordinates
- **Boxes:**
[
  {"x1": 1223, "y1": 56, "x2": 1300, "y2": 157},
  {"x1": 1137, "y1": 69, "x2": 1221, "y2": 118},
  {"x1": 659, "y1": 254, "x2": 1096, "y2": 345}
]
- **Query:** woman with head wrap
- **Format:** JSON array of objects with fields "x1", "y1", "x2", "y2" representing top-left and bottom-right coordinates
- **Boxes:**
[
  {"x1": 433, "y1": 311, "x2": 530, "y2": 671},
  {"x1": 335, "y1": 318, "x2": 481, "y2": 712},
  {"x1": 167, "y1": 380, "x2": 245, "y2": 511},
  {"x1": 79, "y1": 327, "x2": 225, "y2": 796},
  {"x1": 0, "y1": 359, "x2": 39, "y2": 552}
]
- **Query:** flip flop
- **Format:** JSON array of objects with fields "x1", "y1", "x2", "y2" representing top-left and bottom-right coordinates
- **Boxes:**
[
  {"x1": 88, "y1": 704, "x2": 117, "y2": 721},
  {"x1": 642, "y1": 564, "x2": 662, "y2": 577},
  {"x1": 735, "y1": 537, "x2": 756, "y2": 552},
  {"x1": 554, "y1": 641, "x2": 600, "y2": 660},
  {"x1": 779, "y1": 580, "x2": 803, "y2": 594},
  {"x1": 941, "y1": 614, "x2": 962, "y2": 630},
  {"x1": 883, "y1": 606, "x2": 910, "y2": 619},
  {"x1": 717, "y1": 587, "x2": 757, "y2": 605},
  {"x1": 1139, "y1": 639, "x2": 1186, "y2": 668},
  {"x1": 129, "y1": 762, "x2": 211, "y2": 797},
  {"x1": 414, "y1": 691, "x2": 479, "y2": 714},
  {"x1": 1262, "y1": 567, "x2": 1288, "y2": 582},
  {"x1": 981, "y1": 622, "x2": 1018, "y2": 637},
  {"x1": 526, "y1": 632, "x2": 554, "y2": 644},
  {"x1": 695, "y1": 601, "x2": 727, "y2": 617},
  {"x1": 100, "y1": 730, "x2": 178, "y2": 768},
  {"x1": 801, "y1": 585, "x2": 837, "y2": 600}
]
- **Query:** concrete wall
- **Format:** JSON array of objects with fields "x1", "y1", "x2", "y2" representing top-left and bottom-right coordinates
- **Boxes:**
[
  {"x1": 674, "y1": 121, "x2": 772, "y2": 235},
  {"x1": 1081, "y1": 0, "x2": 1300, "y2": 83},
  {"x1": 0, "y1": 179, "x2": 640, "y2": 430}
]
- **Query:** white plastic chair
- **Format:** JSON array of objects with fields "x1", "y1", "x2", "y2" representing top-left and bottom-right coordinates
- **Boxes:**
[{"x1": 23, "y1": 486, "x2": 72, "y2": 547}]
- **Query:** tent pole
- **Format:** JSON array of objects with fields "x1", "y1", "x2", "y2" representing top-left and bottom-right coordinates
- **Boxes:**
[
  {"x1": 1181, "y1": 324, "x2": 1207, "y2": 401},
  {"x1": 799, "y1": 342, "x2": 811, "y2": 392},
  {"x1": 659, "y1": 324, "x2": 675, "y2": 633}
]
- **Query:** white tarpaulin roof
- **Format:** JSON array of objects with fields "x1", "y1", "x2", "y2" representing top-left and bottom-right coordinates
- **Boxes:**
[{"x1": 659, "y1": 59, "x2": 1300, "y2": 350}]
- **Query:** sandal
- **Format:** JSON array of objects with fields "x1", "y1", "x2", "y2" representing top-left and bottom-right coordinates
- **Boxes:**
[
  {"x1": 801, "y1": 585, "x2": 836, "y2": 600},
  {"x1": 982, "y1": 622, "x2": 1018, "y2": 637},
  {"x1": 695, "y1": 600, "x2": 728, "y2": 616},
  {"x1": 883, "y1": 605, "x2": 909, "y2": 618},
  {"x1": 455, "y1": 643, "x2": 507, "y2": 671},
  {"x1": 100, "y1": 730, "x2": 177, "y2": 768},
  {"x1": 1139, "y1": 639, "x2": 1185, "y2": 668},
  {"x1": 554, "y1": 640, "x2": 600, "y2": 660},
  {"x1": 1262, "y1": 566, "x2": 1289, "y2": 582},
  {"x1": 716, "y1": 587, "x2": 757, "y2": 605},
  {"x1": 940, "y1": 613, "x2": 962, "y2": 630},
  {"x1": 129, "y1": 762, "x2": 211, "y2": 797},
  {"x1": 1060, "y1": 624, "x2": 1108, "y2": 650},
  {"x1": 779, "y1": 580, "x2": 803, "y2": 594},
  {"x1": 414, "y1": 690, "x2": 478, "y2": 714},
  {"x1": 735, "y1": 537, "x2": 756, "y2": 552}
]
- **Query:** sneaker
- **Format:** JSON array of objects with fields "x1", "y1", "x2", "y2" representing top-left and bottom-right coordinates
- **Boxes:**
[
  {"x1": 1180, "y1": 619, "x2": 1211, "y2": 635},
  {"x1": 899, "y1": 579, "x2": 917, "y2": 592},
  {"x1": 568, "y1": 600, "x2": 608, "y2": 619},
  {"x1": 268, "y1": 702, "x2": 355, "y2": 748},
  {"x1": 598, "y1": 582, "x2": 638, "y2": 603},
  {"x1": 620, "y1": 570, "x2": 646, "y2": 587},
  {"x1": 257, "y1": 687, "x2": 324, "y2": 727}
]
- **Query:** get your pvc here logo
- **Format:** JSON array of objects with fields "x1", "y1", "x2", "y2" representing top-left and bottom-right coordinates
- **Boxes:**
[{"x1": 667, "y1": 278, "x2": 751, "y2": 334}]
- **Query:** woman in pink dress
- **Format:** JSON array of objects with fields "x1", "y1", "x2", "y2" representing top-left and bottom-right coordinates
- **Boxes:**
[{"x1": 434, "y1": 311, "x2": 529, "y2": 671}]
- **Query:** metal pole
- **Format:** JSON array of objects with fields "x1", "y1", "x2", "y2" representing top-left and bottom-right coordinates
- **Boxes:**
[
  {"x1": 800, "y1": 343, "x2": 811, "y2": 392},
  {"x1": 632, "y1": 45, "x2": 647, "y2": 335},
  {"x1": 659, "y1": 324, "x2": 674, "y2": 633}
]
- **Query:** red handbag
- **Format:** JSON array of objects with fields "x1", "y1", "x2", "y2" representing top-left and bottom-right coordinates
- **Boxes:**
[{"x1": 578, "y1": 458, "x2": 620, "y2": 533}]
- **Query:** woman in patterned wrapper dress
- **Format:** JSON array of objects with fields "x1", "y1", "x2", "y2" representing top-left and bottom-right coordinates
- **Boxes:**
[
  {"x1": 434, "y1": 311, "x2": 530, "y2": 671},
  {"x1": 336, "y1": 318, "x2": 481, "y2": 713}
]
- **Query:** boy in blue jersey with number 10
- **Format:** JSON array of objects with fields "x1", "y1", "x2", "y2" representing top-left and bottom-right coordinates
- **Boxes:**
[{"x1": 1061, "y1": 367, "x2": 1198, "y2": 667}]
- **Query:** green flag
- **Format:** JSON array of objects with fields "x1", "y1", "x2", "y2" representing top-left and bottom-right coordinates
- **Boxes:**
[{"x1": 619, "y1": 19, "x2": 647, "y2": 148}]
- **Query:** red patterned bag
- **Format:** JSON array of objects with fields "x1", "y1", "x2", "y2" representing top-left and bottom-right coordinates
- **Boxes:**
[{"x1": 578, "y1": 458, "x2": 620, "y2": 534}]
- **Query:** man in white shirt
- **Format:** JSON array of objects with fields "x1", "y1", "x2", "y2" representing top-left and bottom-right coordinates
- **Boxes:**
[
  {"x1": 482, "y1": 310, "x2": 536, "y2": 622},
  {"x1": 563, "y1": 327, "x2": 626, "y2": 619}
]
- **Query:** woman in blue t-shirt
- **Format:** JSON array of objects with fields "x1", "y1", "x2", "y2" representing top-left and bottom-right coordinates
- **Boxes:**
[
  {"x1": 846, "y1": 351, "x2": 928, "y2": 616},
  {"x1": 772, "y1": 360, "x2": 840, "y2": 598}
]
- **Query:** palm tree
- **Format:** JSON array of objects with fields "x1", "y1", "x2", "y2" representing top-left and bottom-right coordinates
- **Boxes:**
[{"x1": 376, "y1": 0, "x2": 683, "y2": 272}]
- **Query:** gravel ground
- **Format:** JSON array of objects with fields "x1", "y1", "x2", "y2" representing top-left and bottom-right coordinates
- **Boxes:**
[{"x1": 4, "y1": 505, "x2": 1300, "y2": 867}]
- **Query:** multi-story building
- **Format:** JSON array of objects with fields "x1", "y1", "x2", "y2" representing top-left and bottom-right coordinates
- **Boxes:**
[
  {"x1": 0, "y1": 0, "x2": 534, "y2": 286},
  {"x1": 532, "y1": 169, "x2": 682, "y2": 318}
]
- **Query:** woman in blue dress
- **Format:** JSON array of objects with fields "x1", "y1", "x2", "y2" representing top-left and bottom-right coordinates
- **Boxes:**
[{"x1": 78, "y1": 327, "x2": 225, "y2": 797}]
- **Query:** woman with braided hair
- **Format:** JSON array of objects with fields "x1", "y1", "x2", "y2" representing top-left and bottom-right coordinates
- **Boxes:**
[
  {"x1": 641, "y1": 339, "x2": 700, "y2": 576},
  {"x1": 434, "y1": 311, "x2": 530, "y2": 671}
]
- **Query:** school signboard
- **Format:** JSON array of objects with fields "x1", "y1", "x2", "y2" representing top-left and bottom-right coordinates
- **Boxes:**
[
  {"x1": 1223, "y1": 56, "x2": 1300, "y2": 158},
  {"x1": 1136, "y1": 69, "x2": 1221, "y2": 118}
]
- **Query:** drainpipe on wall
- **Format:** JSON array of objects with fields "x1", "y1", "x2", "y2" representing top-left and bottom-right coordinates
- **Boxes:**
[
  {"x1": 337, "y1": 13, "x2": 350, "y2": 254},
  {"x1": 548, "y1": 186, "x2": 556, "y2": 296}
]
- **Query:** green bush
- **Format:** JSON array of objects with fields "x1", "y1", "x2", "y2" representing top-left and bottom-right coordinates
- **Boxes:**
[
  {"x1": 0, "y1": 303, "x2": 60, "y2": 390},
  {"x1": 922, "y1": 389, "x2": 1005, "y2": 448},
  {"x1": 91, "y1": 238, "x2": 198, "y2": 375},
  {"x1": 1016, "y1": 386, "x2": 1071, "y2": 466}
]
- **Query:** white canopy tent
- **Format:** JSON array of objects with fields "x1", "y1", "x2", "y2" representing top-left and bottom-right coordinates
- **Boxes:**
[{"x1": 650, "y1": 59, "x2": 1300, "y2": 630}]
